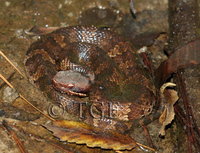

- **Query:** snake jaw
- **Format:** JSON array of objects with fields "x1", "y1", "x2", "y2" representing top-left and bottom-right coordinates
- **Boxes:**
[
  {"x1": 64, "y1": 88, "x2": 87, "y2": 97},
  {"x1": 52, "y1": 70, "x2": 91, "y2": 97},
  {"x1": 52, "y1": 83, "x2": 87, "y2": 97}
]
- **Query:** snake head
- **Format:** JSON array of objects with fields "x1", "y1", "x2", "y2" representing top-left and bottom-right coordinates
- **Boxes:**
[{"x1": 52, "y1": 70, "x2": 92, "y2": 97}]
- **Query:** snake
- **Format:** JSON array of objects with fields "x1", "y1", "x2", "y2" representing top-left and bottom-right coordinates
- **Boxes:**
[{"x1": 24, "y1": 26, "x2": 159, "y2": 132}]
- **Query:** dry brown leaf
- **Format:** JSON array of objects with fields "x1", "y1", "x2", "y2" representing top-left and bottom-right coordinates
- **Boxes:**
[
  {"x1": 25, "y1": 26, "x2": 61, "y2": 36},
  {"x1": 44, "y1": 120, "x2": 136, "y2": 150},
  {"x1": 159, "y1": 84, "x2": 179, "y2": 136},
  {"x1": 159, "y1": 107, "x2": 167, "y2": 124},
  {"x1": 155, "y1": 38, "x2": 200, "y2": 88}
]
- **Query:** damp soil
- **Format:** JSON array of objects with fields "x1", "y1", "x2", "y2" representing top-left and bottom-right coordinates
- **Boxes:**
[{"x1": 0, "y1": 0, "x2": 199, "y2": 153}]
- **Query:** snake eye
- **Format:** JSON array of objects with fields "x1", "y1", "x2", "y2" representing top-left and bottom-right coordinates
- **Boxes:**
[{"x1": 66, "y1": 83, "x2": 75, "y2": 89}]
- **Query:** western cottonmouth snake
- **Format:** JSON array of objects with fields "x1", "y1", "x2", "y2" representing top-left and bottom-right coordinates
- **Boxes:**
[{"x1": 24, "y1": 26, "x2": 158, "y2": 132}]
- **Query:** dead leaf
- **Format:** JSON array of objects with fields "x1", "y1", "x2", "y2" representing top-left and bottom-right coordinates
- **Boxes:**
[
  {"x1": 159, "y1": 83, "x2": 179, "y2": 136},
  {"x1": 155, "y1": 38, "x2": 200, "y2": 88},
  {"x1": 44, "y1": 120, "x2": 136, "y2": 150},
  {"x1": 25, "y1": 26, "x2": 62, "y2": 36}
]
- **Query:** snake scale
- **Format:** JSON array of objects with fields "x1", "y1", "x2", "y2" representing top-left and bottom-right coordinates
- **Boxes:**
[{"x1": 24, "y1": 26, "x2": 157, "y2": 132}]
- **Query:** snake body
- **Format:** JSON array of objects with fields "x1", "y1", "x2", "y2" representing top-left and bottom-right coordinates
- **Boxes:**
[{"x1": 24, "y1": 26, "x2": 156, "y2": 131}]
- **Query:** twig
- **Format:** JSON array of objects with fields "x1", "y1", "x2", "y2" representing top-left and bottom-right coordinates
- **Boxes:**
[
  {"x1": 174, "y1": 105, "x2": 187, "y2": 126},
  {"x1": 0, "y1": 51, "x2": 26, "y2": 78},
  {"x1": 0, "y1": 72, "x2": 15, "y2": 89},
  {"x1": 0, "y1": 74, "x2": 14, "y2": 89},
  {"x1": 142, "y1": 125, "x2": 154, "y2": 149},
  {"x1": 19, "y1": 94, "x2": 55, "y2": 121},
  {"x1": 0, "y1": 73, "x2": 55, "y2": 122},
  {"x1": 135, "y1": 142, "x2": 155, "y2": 152},
  {"x1": 129, "y1": 0, "x2": 137, "y2": 18},
  {"x1": 9, "y1": 124, "x2": 74, "y2": 153},
  {"x1": 0, "y1": 50, "x2": 55, "y2": 121},
  {"x1": 2, "y1": 120, "x2": 28, "y2": 153},
  {"x1": 176, "y1": 72, "x2": 199, "y2": 153}
]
